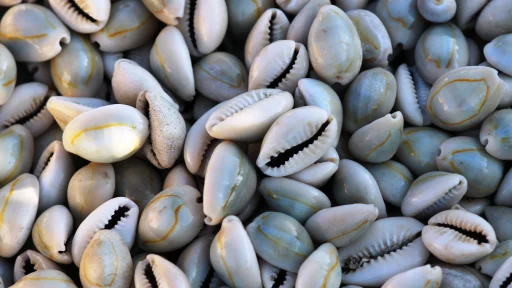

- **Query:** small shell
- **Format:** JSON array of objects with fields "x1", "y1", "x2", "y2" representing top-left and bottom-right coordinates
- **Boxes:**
[
  {"x1": 226, "y1": 0, "x2": 274, "y2": 40},
  {"x1": 308, "y1": 5, "x2": 362, "y2": 85},
  {"x1": 0, "y1": 125, "x2": 34, "y2": 187},
  {"x1": 455, "y1": 0, "x2": 487, "y2": 30},
  {"x1": 194, "y1": 52, "x2": 248, "y2": 102},
  {"x1": 205, "y1": 89, "x2": 293, "y2": 142},
  {"x1": 484, "y1": 34, "x2": 512, "y2": 77},
  {"x1": 63, "y1": 104, "x2": 149, "y2": 163},
  {"x1": 0, "y1": 4, "x2": 70, "y2": 62},
  {"x1": 102, "y1": 44, "x2": 152, "y2": 80},
  {"x1": 458, "y1": 197, "x2": 491, "y2": 215},
  {"x1": 365, "y1": 160, "x2": 413, "y2": 207},
  {"x1": 0, "y1": 82, "x2": 56, "y2": 138},
  {"x1": 305, "y1": 204, "x2": 378, "y2": 247},
  {"x1": 476, "y1": 0, "x2": 512, "y2": 41},
  {"x1": 50, "y1": 33, "x2": 104, "y2": 98},
  {"x1": 395, "y1": 127, "x2": 451, "y2": 176},
  {"x1": 417, "y1": 0, "x2": 456, "y2": 23},
  {"x1": 496, "y1": 168, "x2": 512, "y2": 207},
  {"x1": 248, "y1": 40, "x2": 309, "y2": 93},
  {"x1": 485, "y1": 206, "x2": 512, "y2": 243},
  {"x1": 332, "y1": 159, "x2": 387, "y2": 219},
  {"x1": 134, "y1": 254, "x2": 191, "y2": 288},
  {"x1": 342, "y1": 68, "x2": 397, "y2": 133},
  {"x1": 394, "y1": 64, "x2": 432, "y2": 126},
  {"x1": 259, "y1": 258, "x2": 296, "y2": 288},
  {"x1": 258, "y1": 177, "x2": 331, "y2": 223},
  {"x1": 90, "y1": 0, "x2": 159, "y2": 53},
  {"x1": 0, "y1": 174, "x2": 39, "y2": 258},
  {"x1": 401, "y1": 171, "x2": 467, "y2": 219},
  {"x1": 246, "y1": 212, "x2": 314, "y2": 273},
  {"x1": 427, "y1": 66, "x2": 504, "y2": 131},
  {"x1": 31, "y1": 205, "x2": 73, "y2": 264},
  {"x1": 203, "y1": 141, "x2": 257, "y2": 225},
  {"x1": 14, "y1": 250, "x2": 61, "y2": 281},
  {"x1": 338, "y1": 217, "x2": 429, "y2": 287},
  {"x1": 287, "y1": 0, "x2": 329, "y2": 46},
  {"x1": 67, "y1": 162, "x2": 115, "y2": 224},
  {"x1": 437, "y1": 136, "x2": 504, "y2": 197},
  {"x1": 422, "y1": 209, "x2": 497, "y2": 264},
  {"x1": 11, "y1": 269, "x2": 77, "y2": 288},
  {"x1": 48, "y1": 0, "x2": 110, "y2": 33},
  {"x1": 480, "y1": 109, "x2": 512, "y2": 160},
  {"x1": 0, "y1": 257, "x2": 13, "y2": 287},
  {"x1": 79, "y1": 230, "x2": 132, "y2": 288},
  {"x1": 490, "y1": 256, "x2": 512, "y2": 288},
  {"x1": 71, "y1": 197, "x2": 139, "y2": 266},
  {"x1": 287, "y1": 146, "x2": 339, "y2": 188},
  {"x1": 0, "y1": 44, "x2": 16, "y2": 105},
  {"x1": 33, "y1": 124, "x2": 62, "y2": 170},
  {"x1": 276, "y1": 0, "x2": 308, "y2": 14},
  {"x1": 245, "y1": 8, "x2": 290, "y2": 69},
  {"x1": 374, "y1": 0, "x2": 426, "y2": 50},
  {"x1": 142, "y1": 0, "x2": 184, "y2": 25},
  {"x1": 348, "y1": 112, "x2": 404, "y2": 163},
  {"x1": 210, "y1": 216, "x2": 261, "y2": 288},
  {"x1": 295, "y1": 243, "x2": 342, "y2": 288},
  {"x1": 381, "y1": 265, "x2": 442, "y2": 288},
  {"x1": 475, "y1": 240, "x2": 512, "y2": 277},
  {"x1": 177, "y1": 0, "x2": 228, "y2": 57},
  {"x1": 346, "y1": 9, "x2": 393, "y2": 68},
  {"x1": 47, "y1": 96, "x2": 109, "y2": 130},
  {"x1": 163, "y1": 163, "x2": 196, "y2": 190},
  {"x1": 415, "y1": 23, "x2": 469, "y2": 85}
]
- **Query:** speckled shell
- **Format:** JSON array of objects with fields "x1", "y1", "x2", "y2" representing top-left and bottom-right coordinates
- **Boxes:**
[
  {"x1": 437, "y1": 136, "x2": 504, "y2": 197},
  {"x1": 343, "y1": 68, "x2": 397, "y2": 133},
  {"x1": 177, "y1": 0, "x2": 228, "y2": 57},
  {"x1": 332, "y1": 159, "x2": 387, "y2": 219},
  {"x1": 150, "y1": 26, "x2": 194, "y2": 102},
  {"x1": 177, "y1": 234, "x2": 222, "y2": 287},
  {"x1": 50, "y1": 33, "x2": 103, "y2": 98},
  {"x1": 79, "y1": 230, "x2": 132, "y2": 288},
  {"x1": 394, "y1": 64, "x2": 432, "y2": 126},
  {"x1": 426, "y1": 66, "x2": 504, "y2": 131},
  {"x1": 245, "y1": 8, "x2": 290, "y2": 69},
  {"x1": 476, "y1": 0, "x2": 512, "y2": 41},
  {"x1": 31, "y1": 205, "x2": 72, "y2": 264},
  {"x1": 415, "y1": 23, "x2": 469, "y2": 85},
  {"x1": 258, "y1": 177, "x2": 331, "y2": 223},
  {"x1": 296, "y1": 243, "x2": 342, "y2": 288},
  {"x1": 0, "y1": 174, "x2": 39, "y2": 258},
  {"x1": 490, "y1": 256, "x2": 512, "y2": 288},
  {"x1": 458, "y1": 197, "x2": 491, "y2": 215},
  {"x1": 423, "y1": 209, "x2": 497, "y2": 264},
  {"x1": 33, "y1": 124, "x2": 62, "y2": 170},
  {"x1": 259, "y1": 258, "x2": 296, "y2": 288},
  {"x1": 47, "y1": 96, "x2": 109, "y2": 130},
  {"x1": 276, "y1": 0, "x2": 308, "y2": 14},
  {"x1": 226, "y1": 0, "x2": 274, "y2": 40},
  {"x1": 455, "y1": 0, "x2": 487, "y2": 30},
  {"x1": 0, "y1": 82, "x2": 56, "y2": 138},
  {"x1": 475, "y1": 240, "x2": 512, "y2": 277},
  {"x1": 484, "y1": 34, "x2": 512, "y2": 77},
  {"x1": 287, "y1": 146, "x2": 339, "y2": 188},
  {"x1": 496, "y1": 168, "x2": 512, "y2": 207},
  {"x1": 347, "y1": 9, "x2": 392, "y2": 68},
  {"x1": 417, "y1": 0, "x2": 456, "y2": 23},
  {"x1": 135, "y1": 254, "x2": 191, "y2": 288},
  {"x1": 374, "y1": 0, "x2": 426, "y2": 50},
  {"x1": 0, "y1": 125, "x2": 34, "y2": 187},
  {"x1": 0, "y1": 4, "x2": 70, "y2": 62},
  {"x1": 206, "y1": 89, "x2": 293, "y2": 142},
  {"x1": 348, "y1": 112, "x2": 404, "y2": 163},
  {"x1": 401, "y1": 171, "x2": 467, "y2": 219},
  {"x1": 13, "y1": 250, "x2": 61, "y2": 282},
  {"x1": 247, "y1": 212, "x2": 314, "y2": 273},
  {"x1": 210, "y1": 216, "x2": 261, "y2": 288},
  {"x1": 365, "y1": 160, "x2": 413, "y2": 207},
  {"x1": 203, "y1": 141, "x2": 257, "y2": 225},
  {"x1": 71, "y1": 197, "x2": 139, "y2": 266},
  {"x1": 142, "y1": 0, "x2": 184, "y2": 25},
  {"x1": 395, "y1": 127, "x2": 451, "y2": 176},
  {"x1": 0, "y1": 257, "x2": 13, "y2": 287},
  {"x1": 308, "y1": 5, "x2": 362, "y2": 85},
  {"x1": 90, "y1": 0, "x2": 159, "y2": 53},
  {"x1": 338, "y1": 217, "x2": 429, "y2": 287},
  {"x1": 382, "y1": 265, "x2": 442, "y2": 288},
  {"x1": 163, "y1": 164, "x2": 196, "y2": 190},
  {"x1": 480, "y1": 109, "x2": 512, "y2": 160},
  {"x1": 194, "y1": 52, "x2": 248, "y2": 102},
  {"x1": 248, "y1": 40, "x2": 309, "y2": 93},
  {"x1": 11, "y1": 269, "x2": 77, "y2": 288},
  {"x1": 67, "y1": 162, "x2": 115, "y2": 224},
  {"x1": 49, "y1": 0, "x2": 110, "y2": 33},
  {"x1": 0, "y1": 44, "x2": 16, "y2": 105},
  {"x1": 287, "y1": 0, "x2": 329, "y2": 46},
  {"x1": 305, "y1": 204, "x2": 378, "y2": 248},
  {"x1": 102, "y1": 44, "x2": 152, "y2": 80},
  {"x1": 485, "y1": 206, "x2": 512, "y2": 243},
  {"x1": 62, "y1": 104, "x2": 149, "y2": 163}
]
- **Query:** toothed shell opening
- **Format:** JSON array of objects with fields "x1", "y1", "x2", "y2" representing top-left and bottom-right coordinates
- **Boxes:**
[
  {"x1": 429, "y1": 211, "x2": 492, "y2": 245},
  {"x1": 2, "y1": 89, "x2": 53, "y2": 129},
  {"x1": 33, "y1": 141, "x2": 58, "y2": 177},
  {"x1": 267, "y1": 44, "x2": 305, "y2": 91},
  {"x1": 396, "y1": 64, "x2": 431, "y2": 126},
  {"x1": 415, "y1": 178, "x2": 467, "y2": 219}
]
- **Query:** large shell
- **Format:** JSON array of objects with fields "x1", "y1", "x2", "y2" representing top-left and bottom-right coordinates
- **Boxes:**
[
  {"x1": 47, "y1": 96, "x2": 109, "y2": 130},
  {"x1": 203, "y1": 141, "x2": 257, "y2": 225},
  {"x1": 287, "y1": 0, "x2": 329, "y2": 46},
  {"x1": 490, "y1": 256, "x2": 512, "y2": 288},
  {"x1": 90, "y1": 0, "x2": 159, "y2": 53},
  {"x1": 484, "y1": 34, "x2": 512, "y2": 77},
  {"x1": 79, "y1": 230, "x2": 132, "y2": 288},
  {"x1": 338, "y1": 217, "x2": 429, "y2": 287},
  {"x1": 394, "y1": 64, "x2": 432, "y2": 126},
  {"x1": 423, "y1": 208, "x2": 497, "y2": 264},
  {"x1": 426, "y1": 66, "x2": 504, "y2": 131},
  {"x1": 381, "y1": 265, "x2": 443, "y2": 288},
  {"x1": 0, "y1": 44, "x2": 16, "y2": 105},
  {"x1": 365, "y1": 160, "x2": 413, "y2": 207},
  {"x1": 475, "y1": 240, "x2": 512, "y2": 277},
  {"x1": 0, "y1": 125, "x2": 34, "y2": 187},
  {"x1": 226, "y1": 0, "x2": 274, "y2": 40},
  {"x1": 0, "y1": 174, "x2": 39, "y2": 258},
  {"x1": 287, "y1": 146, "x2": 339, "y2": 188},
  {"x1": 14, "y1": 250, "x2": 61, "y2": 282},
  {"x1": 484, "y1": 206, "x2": 512, "y2": 243},
  {"x1": 308, "y1": 5, "x2": 362, "y2": 85},
  {"x1": 437, "y1": 136, "x2": 504, "y2": 197},
  {"x1": 210, "y1": 216, "x2": 262, "y2": 288},
  {"x1": 295, "y1": 243, "x2": 342, "y2": 288},
  {"x1": 0, "y1": 4, "x2": 70, "y2": 62},
  {"x1": 141, "y1": 0, "x2": 184, "y2": 25},
  {"x1": 417, "y1": 0, "x2": 456, "y2": 23},
  {"x1": 134, "y1": 254, "x2": 191, "y2": 288},
  {"x1": 48, "y1": 0, "x2": 110, "y2": 33},
  {"x1": 480, "y1": 109, "x2": 512, "y2": 160},
  {"x1": 71, "y1": 197, "x2": 139, "y2": 266},
  {"x1": 476, "y1": 0, "x2": 512, "y2": 41},
  {"x1": 256, "y1": 106, "x2": 337, "y2": 177},
  {"x1": 138, "y1": 186, "x2": 204, "y2": 252},
  {"x1": 205, "y1": 89, "x2": 293, "y2": 142},
  {"x1": 62, "y1": 104, "x2": 149, "y2": 163},
  {"x1": 248, "y1": 40, "x2": 309, "y2": 93},
  {"x1": 11, "y1": 269, "x2": 77, "y2": 288}
]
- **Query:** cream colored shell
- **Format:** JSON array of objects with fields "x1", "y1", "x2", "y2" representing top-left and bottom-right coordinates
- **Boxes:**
[
  {"x1": 11, "y1": 269, "x2": 77, "y2": 288},
  {"x1": 142, "y1": 0, "x2": 184, "y2": 25},
  {"x1": 134, "y1": 254, "x2": 191, "y2": 288},
  {"x1": 0, "y1": 43, "x2": 16, "y2": 105},
  {"x1": 295, "y1": 243, "x2": 342, "y2": 288},
  {"x1": 14, "y1": 250, "x2": 62, "y2": 281},
  {"x1": 381, "y1": 265, "x2": 442, "y2": 288},
  {"x1": 47, "y1": 96, "x2": 109, "y2": 130}
]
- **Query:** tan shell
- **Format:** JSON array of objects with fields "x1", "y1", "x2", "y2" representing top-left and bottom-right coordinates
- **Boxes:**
[
  {"x1": 134, "y1": 254, "x2": 191, "y2": 288},
  {"x1": 11, "y1": 269, "x2": 77, "y2": 288},
  {"x1": 14, "y1": 250, "x2": 61, "y2": 282},
  {"x1": 48, "y1": 0, "x2": 110, "y2": 33},
  {"x1": 142, "y1": 0, "x2": 184, "y2": 25},
  {"x1": 47, "y1": 96, "x2": 110, "y2": 130},
  {"x1": 0, "y1": 125, "x2": 34, "y2": 187},
  {"x1": 0, "y1": 43, "x2": 16, "y2": 105}
]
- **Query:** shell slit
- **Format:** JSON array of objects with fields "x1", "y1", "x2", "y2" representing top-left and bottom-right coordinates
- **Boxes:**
[
  {"x1": 200, "y1": 265, "x2": 215, "y2": 288},
  {"x1": 435, "y1": 223, "x2": 488, "y2": 244},
  {"x1": 23, "y1": 260, "x2": 36, "y2": 276},
  {"x1": 144, "y1": 262, "x2": 158, "y2": 288},
  {"x1": 66, "y1": 0, "x2": 98, "y2": 23},
  {"x1": 36, "y1": 152, "x2": 54, "y2": 177},
  {"x1": 500, "y1": 273, "x2": 512, "y2": 288},
  {"x1": 268, "y1": 11, "x2": 277, "y2": 43},
  {"x1": 188, "y1": 0, "x2": 198, "y2": 50},
  {"x1": 102, "y1": 206, "x2": 130, "y2": 230},
  {"x1": 267, "y1": 47, "x2": 299, "y2": 89},
  {"x1": 416, "y1": 184, "x2": 461, "y2": 218},
  {"x1": 5, "y1": 93, "x2": 51, "y2": 128},
  {"x1": 271, "y1": 269, "x2": 287, "y2": 288}
]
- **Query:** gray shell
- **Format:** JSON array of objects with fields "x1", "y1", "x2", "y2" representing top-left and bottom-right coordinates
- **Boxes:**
[
  {"x1": 484, "y1": 206, "x2": 512, "y2": 243},
  {"x1": 417, "y1": 0, "x2": 456, "y2": 23},
  {"x1": 484, "y1": 34, "x2": 512, "y2": 77},
  {"x1": 475, "y1": 240, "x2": 512, "y2": 277},
  {"x1": 476, "y1": 0, "x2": 512, "y2": 41},
  {"x1": 480, "y1": 109, "x2": 512, "y2": 160},
  {"x1": 365, "y1": 160, "x2": 413, "y2": 207},
  {"x1": 226, "y1": 0, "x2": 274, "y2": 40},
  {"x1": 458, "y1": 197, "x2": 491, "y2": 216},
  {"x1": 495, "y1": 168, "x2": 512, "y2": 207}
]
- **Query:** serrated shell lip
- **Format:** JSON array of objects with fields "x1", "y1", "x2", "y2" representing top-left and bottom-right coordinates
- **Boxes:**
[{"x1": 49, "y1": 0, "x2": 110, "y2": 33}]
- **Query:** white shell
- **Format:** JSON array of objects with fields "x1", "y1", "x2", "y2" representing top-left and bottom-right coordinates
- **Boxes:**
[
  {"x1": 0, "y1": 43, "x2": 16, "y2": 105},
  {"x1": 381, "y1": 265, "x2": 443, "y2": 288},
  {"x1": 295, "y1": 243, "x2": 342, "y2": 288},
  {"x1": 11, "y1": 269, "x2": 77, "y2": 288}
]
